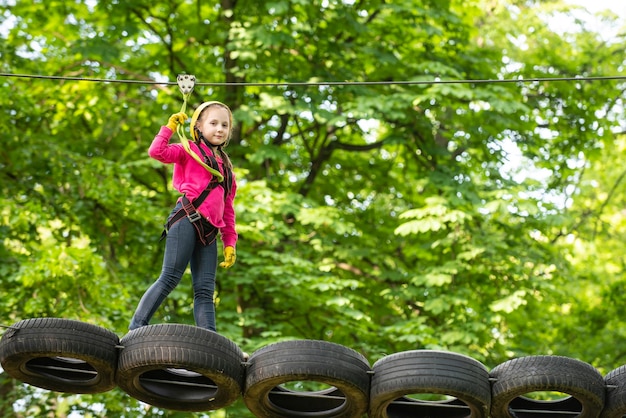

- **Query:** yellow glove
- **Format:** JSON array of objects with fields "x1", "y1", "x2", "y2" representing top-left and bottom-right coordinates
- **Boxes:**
[
  {"x1": 166, "y1": 112, "x2": 188, "y2": 131},
  {"x1": 220, "y1": 246, "x2": 236, "y2": 269}
]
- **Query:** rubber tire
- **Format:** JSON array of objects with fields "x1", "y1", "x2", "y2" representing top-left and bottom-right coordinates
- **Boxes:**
[
  {"x1": 243, "y1": 339, "x2": 371, "y2": 418},
  {"x1": 115, "y1": 324, "x2": 244, "y2": 412},
  {"x1": 601, "y1": 365, "x2": 626, "y2": 417},
  {"x1": 368, "y1": 350, "x2": 491, "y2": 418},
  {"x1": 0, "y1": 317, "x2": 119, "y2": 394},
  {"x1": 490, "y1": 355, "x2": 605, "y2": 418}
]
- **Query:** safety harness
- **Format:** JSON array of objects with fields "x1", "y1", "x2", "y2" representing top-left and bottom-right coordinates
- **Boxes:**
[
  {"x1": 161, "y1": 141, "x2": 233, "y2": 246},
  {"x1": 160, "y1": 74, "x2": 233, "y2": 245}
]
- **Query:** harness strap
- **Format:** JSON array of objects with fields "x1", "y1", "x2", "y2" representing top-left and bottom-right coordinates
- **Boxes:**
[
  {"x1": 160, "y1": 143, "x2": 232, "y2": 246},
  {"x1": 161, "y1": 187, "x2": 219, "y2": 245},
  {"x1": 196, "y1": 140, "x2": 232, "y2": 198}
]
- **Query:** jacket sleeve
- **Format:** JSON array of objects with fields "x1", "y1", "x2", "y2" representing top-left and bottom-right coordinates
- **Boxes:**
[{"x1": 148, "y1": 126, "x2": 187, "y2": 163}]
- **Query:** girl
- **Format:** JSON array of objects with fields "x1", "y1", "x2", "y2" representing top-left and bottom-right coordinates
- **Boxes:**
[{"x1": 129, "y1": 101, "x2": 237, "y2": 332}]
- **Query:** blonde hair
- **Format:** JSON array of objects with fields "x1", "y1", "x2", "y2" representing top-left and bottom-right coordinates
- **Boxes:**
[{"x1": 194, "y1": 101, "x2": 234, "y2": 173}]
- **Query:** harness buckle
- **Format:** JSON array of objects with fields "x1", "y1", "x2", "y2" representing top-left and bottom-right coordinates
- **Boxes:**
[{"x1": 187, "y1": 211, "x2": 202, "y2": 223}]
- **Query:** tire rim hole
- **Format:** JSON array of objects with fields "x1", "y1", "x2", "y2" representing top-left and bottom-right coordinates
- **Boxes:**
[
  {"x1": 405, "y1": 393, "x2": 458, "y2": 402},
  {"x1": 279, "y1": 380, "x2": 335, "y2": 392},
  {"x1": 25, "y1": 356, "x2": 97, "y2": 383},
  {"x1": 267, "y1": 384, "x2": 347, "y2": 415},
  {"x1": 164, "y1": 368, "x2": 202, "y2": 378},
  {"x1": 138, "y1": 368, "x2": 218, "y2": 402},
  {"x1": 510, "y1": 392, "x2": 582, "y2": 413},
  {"x1": 386, "y1": 395, "x2": 470, "y2": 418}
]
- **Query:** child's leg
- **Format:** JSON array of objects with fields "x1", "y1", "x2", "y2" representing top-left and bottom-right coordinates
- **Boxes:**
[
  {"x1": 129, "y1": 218, "x2": 197, "y2": 330},
  {"x1": 190, "y1": 240, "x2": 218, "y2": 331}
]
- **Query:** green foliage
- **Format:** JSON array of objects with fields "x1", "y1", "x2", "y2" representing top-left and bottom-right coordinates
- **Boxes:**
[{"x1": 1, "y1": 0, "x2": 626, "y2": 416}]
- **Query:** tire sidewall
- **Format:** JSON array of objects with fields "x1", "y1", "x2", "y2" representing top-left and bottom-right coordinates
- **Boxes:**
[
  {"x1": 490, "y1": 355, "x2": 605, "y2": 418},
  {"x1": 0, "y1": 318, "x2": 119, "y2": 394},
  {"x1": 369, "y1": 350, "x2": 491, "y2": 418},
  {"x1": 116, "y1": 324, "x2": 244, "y2": 412},
  {"x1": 243, "y1": 339, "x2": 371, "y2": 418}
]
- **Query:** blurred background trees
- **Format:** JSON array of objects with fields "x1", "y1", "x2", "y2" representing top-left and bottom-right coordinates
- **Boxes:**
[{"x1": 1, "y1": 0, "x2": 625, "y2": 416}]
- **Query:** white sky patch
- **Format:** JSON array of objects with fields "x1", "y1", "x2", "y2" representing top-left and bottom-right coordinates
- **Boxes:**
[
  {"x1": 566, "y1": 0, "x2": 626, "y2": 16},
  {"x1": 0, "y1": 12, "x2": 16, "y2": 34},
  {"x1": 558, "y1": 0, "x2": 626, "y2": 42}
]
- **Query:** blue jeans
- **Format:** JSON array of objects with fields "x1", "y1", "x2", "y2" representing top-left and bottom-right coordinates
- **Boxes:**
[{"x1": 130, "y1": 204, "x2": 218, "y2": 331}]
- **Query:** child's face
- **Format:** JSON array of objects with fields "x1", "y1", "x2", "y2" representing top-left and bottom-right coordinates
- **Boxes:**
[{"x1": 197, "y1": 106, "x2": 231, "y2": 147}]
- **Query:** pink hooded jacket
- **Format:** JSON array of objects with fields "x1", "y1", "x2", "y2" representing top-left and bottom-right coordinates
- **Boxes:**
[{"x1": 148, "y1": 126, "x2": 238, "y2": 248}]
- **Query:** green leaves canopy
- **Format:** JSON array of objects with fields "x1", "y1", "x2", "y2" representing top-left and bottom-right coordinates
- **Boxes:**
[{"x1": 1, "y1": 0, "x2": 626, "y2": 416}]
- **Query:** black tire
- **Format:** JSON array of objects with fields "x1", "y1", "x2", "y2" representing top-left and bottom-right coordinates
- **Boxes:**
[
  {"x1": 369, "y1": 350, "x2": 491, "y2": 418},
  {"x1": 601, "y1": 365, "x2": 626, "y2": 417},
  {"x1": 115, "y1": 324, "x2": 244, "y2": 412},
  {"x1": 0, "y1": 317, "x2": 119, "y2": 394},
  {"x1": 243, "y1": 339, "x2": 371, "y2": 418},
  {"x1": 490, "y1": 355, "x2": 605, "y2": 418}
]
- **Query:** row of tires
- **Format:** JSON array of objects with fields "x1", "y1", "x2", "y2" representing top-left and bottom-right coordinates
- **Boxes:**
[{"x1": 0, "y1": 318, "x2": 625, "y2": 417}]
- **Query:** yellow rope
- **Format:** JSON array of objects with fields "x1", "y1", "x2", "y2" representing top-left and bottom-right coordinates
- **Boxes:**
[{"x1": 175, "y1": 91, "x2": 224, "y2": 182}]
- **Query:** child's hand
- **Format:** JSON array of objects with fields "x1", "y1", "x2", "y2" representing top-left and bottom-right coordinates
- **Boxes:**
[
  {"x1": 166, "y1": 112, "x2": 188, "y2": 131},
  {"x1": 220, "y1": 246, "x2": 236, "y2": 268}
]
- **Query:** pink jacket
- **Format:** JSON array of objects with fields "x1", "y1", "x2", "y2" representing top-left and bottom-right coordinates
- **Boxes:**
[{"x1": 148, "y1": 126, "x2": 238, "y2": 248}]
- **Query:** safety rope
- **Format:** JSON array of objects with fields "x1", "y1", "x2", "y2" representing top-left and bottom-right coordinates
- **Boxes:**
[{"x1": 175, "y1": 75, "x2": 224, "y2": 182}]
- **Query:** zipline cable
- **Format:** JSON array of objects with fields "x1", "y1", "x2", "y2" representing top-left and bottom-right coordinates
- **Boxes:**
[{"x1": 1, "y1": 72, "x2": 626, "y2": 87}]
